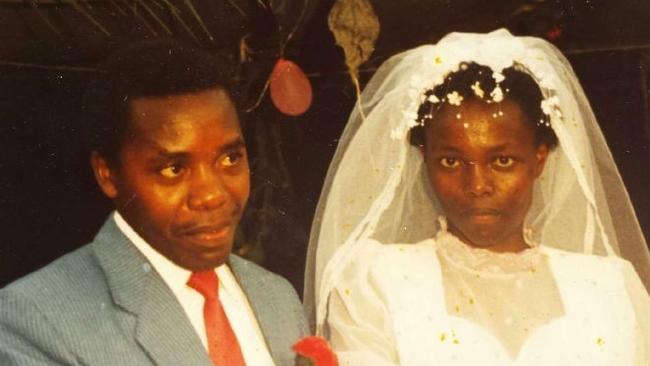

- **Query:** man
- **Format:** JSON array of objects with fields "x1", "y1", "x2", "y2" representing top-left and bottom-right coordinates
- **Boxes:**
[{"x1": 0, "y1": 39, "x2": 308, "y2": 365}]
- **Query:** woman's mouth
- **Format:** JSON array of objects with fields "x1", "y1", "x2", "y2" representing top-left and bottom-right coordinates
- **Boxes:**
[{"x1": 462, "y1": 208, "x2": 502, "y2": 221}]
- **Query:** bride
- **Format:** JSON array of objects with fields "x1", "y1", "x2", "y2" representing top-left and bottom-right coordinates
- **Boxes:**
[{"x1": 304, "y1": 30, "x2": 650, "y2": 365}]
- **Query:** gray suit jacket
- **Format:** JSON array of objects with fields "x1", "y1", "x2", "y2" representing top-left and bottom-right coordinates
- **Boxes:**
[{"x1": 0, "y1": 218, "x2": 308, "y2": 365}]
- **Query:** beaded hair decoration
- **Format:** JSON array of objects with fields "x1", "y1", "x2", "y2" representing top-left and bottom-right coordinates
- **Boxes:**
[{"x1": 391, "y1": 57, "x2": 562, "y2": 140}]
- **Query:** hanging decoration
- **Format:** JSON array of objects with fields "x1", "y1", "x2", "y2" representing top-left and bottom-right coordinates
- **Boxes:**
[
  {"x1": 269, "y1": 58, "x2": 313, "y2": 116},
  {"x1": 244, "y1": 0, "x2": 314, "y2": 116},
  {"x1": 545, "y1": 25, "x2": 563, "y2": 40},
  {"x1": 327, "y1": 0, "x2": 379, "y2": 105}
]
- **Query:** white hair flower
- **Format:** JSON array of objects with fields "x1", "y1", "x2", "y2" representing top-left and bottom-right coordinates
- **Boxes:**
[
  {"x1": 447, "y1": 91, "x2": 463, "y2": 106},
  {"x1": 427, "y1": 94, "x2": 440, "y2": 103},
  {"x1": 471, "y1": 81, "x2": 485, "y2": 99},
  {"x1": 492, "y1": 71, "x2": 505, "y2": 83},
  {"x1": 490, "y1": 86, "x2": 504, "y2": 102},
  {"x1": 541, "y1": 96, "x2": 560, "y2": 116}
]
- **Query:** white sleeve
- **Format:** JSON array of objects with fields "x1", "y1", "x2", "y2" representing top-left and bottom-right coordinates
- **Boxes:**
[
  {"x1": 619, "y1": 260, "x2": 650, "y2": 366},
  {"x1": 323, "y1": 241, "x2": 400, "y2": 366}
]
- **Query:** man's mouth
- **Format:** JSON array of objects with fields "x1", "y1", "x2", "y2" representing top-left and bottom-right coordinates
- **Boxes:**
[{"x1": 177, "y1": 223, "x2": 233, "y2": 242}]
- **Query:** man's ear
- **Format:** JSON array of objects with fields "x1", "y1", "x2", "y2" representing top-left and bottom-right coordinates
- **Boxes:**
[
  {"x1": 534, "y1": 143, "x2": 550, "y2": 178},
  {"x1": 90, "y1": 151, "x2": 119, "y2": 199}
]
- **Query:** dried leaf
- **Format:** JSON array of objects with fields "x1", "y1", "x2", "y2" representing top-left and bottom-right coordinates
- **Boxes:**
[{"x1": 327, "y1": 0, "x2": 379, "y2": 81}]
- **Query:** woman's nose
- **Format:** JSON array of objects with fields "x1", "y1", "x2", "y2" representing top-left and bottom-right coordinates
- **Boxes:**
[
  {"x1": 464, "y1": 163, "x2": 494, "y2": 197},
  {"x1": 187, "y1": 165, "x2": 226, "y2": 211}
]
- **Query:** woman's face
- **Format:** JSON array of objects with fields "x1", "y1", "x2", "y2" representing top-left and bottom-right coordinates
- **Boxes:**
[{"x1": 423, "y1": 98, "x2": 549, "y2": 252}]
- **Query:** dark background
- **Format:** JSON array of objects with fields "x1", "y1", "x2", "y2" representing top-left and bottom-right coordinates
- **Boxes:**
[{"x1": 1, "y1": 0, "x2": 650, "y2": 294}]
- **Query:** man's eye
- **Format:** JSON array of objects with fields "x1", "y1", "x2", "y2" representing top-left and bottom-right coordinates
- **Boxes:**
[
  {"x1": 493, "y1": 157, "x2": 514, "y2": 168},
  {"x1": 159, "y1": 165, "x2": 184, "y2": 178},
  {"x1": 222, "y1": 152, "x2": 244, "y2": 167},
  {"x1": 440, "y1": 157, "x2": 461, "y2": 168}
]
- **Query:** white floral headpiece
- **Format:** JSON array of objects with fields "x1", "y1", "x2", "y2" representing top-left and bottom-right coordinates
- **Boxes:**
[{"x1": 390, "y1": 31, "x2": 563, "y2": 140}]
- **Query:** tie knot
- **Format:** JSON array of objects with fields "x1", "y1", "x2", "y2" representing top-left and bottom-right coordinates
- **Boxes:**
[{"x1": 187, "y1": 270, "x2": 219, "y2": 300}]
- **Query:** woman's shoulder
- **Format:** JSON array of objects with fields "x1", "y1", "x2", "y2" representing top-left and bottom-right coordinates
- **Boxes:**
[
  {"x1": 540, "y1": 246, "x2": 637, "y2": 281},
  {"x1": 541, "y1": 245, "x2": 630, "y2": 265},
  {"x1": 327, "y1": 238, "x2": 434, "y2": 277},
  {"x1": 330, "y1": 238, "x2": 437, "y2": 280},
  {"x1": 357, "y1": 237, "x2": 436, "y2": 261}
]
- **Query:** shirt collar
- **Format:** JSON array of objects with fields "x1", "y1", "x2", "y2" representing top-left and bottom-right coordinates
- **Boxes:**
[{"x1": 114, "y1": 211, "x2": 203, "y2": 293}]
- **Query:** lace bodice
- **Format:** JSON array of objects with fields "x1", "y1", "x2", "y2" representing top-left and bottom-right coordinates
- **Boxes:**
[
  {"x1": 435, "y1": 217, "x2": 544, "y2": 275},
  {"x1": 429, "y1": 218, "x2": 562, "y2": 357}
]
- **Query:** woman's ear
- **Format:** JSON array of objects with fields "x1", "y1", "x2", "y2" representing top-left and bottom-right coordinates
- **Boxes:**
[
  {"x1": 534, "y1": 143, "x2": 550, "y2": 177},
  {"x1": 90, "y1": 151, "x2": 119, "y2": 199}
]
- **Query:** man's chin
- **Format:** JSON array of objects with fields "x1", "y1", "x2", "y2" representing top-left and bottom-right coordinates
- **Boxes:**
[
  {"x1": 169, "y1": 243, "x2": 234, "y2": 272},
  {"x1": 177, "y1": 254, "x2": 230, "y2": 272}
]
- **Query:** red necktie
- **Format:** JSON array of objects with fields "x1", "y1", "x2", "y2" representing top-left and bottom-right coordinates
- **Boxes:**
[{"x1": 187, "y1": 270, "x2": 246, "y2": 366}]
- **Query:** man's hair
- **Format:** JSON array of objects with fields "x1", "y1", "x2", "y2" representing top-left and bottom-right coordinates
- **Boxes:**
[
  {"x1": 409, "y1": 62, "x2": 559, "y2": 149},
  {"x1": 81, "y1": 38, "x2": 237, "y2": 164}
]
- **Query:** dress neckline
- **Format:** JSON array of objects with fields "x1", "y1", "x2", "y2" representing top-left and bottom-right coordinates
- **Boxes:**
[{"x1": 435, "y1": 216, "x2": 544, "y2": 275}]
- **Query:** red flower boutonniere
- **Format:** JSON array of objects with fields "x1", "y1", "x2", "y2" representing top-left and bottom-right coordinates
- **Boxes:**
[{"x1": 293, "y1": 336, "x2": 339, "y2": 366}]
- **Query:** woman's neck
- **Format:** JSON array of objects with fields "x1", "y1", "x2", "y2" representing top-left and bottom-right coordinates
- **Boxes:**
[{"x1": 446, "y1": 223, "x2": 530, "y2": 253}]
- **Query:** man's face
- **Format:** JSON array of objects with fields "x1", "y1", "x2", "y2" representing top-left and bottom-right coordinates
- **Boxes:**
[
  {"x1": 423, "y1": 99, "x2": 548, "y2": 252},
  {"x1": 93, "y1": 88, "x2": 250, "y2": 270}
]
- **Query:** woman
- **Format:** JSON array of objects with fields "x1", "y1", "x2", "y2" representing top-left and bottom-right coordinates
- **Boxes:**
[{"x1": 304, "y1": 30, "x2": 650, "y2": 365}]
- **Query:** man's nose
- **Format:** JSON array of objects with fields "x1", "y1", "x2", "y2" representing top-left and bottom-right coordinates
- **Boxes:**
[
  {"x1": 187, "y1": 165, "x2": 226, "y2": 210},
  {"x1": 464, "y1": 163, "x2": 494, "y2": 197}
]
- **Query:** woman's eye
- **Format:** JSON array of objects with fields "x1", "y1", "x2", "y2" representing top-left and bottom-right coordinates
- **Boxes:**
[
  {"x1": 440, "y1": 157, "x2": 461, "y2": 168},
  {"x1": 494, "y1": 157, "x2": 514, "y2": 168},
  {"x1": 159, "y1": 164, "x2": 184, "y2": 179},
  {"x1": 222, "y1": 152, "x2": 244, "y2": 167}
]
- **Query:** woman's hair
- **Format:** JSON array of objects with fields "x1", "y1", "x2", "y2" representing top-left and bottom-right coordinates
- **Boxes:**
[{"x1": 409, "y1": 62, "x2": 559, "y2": 149}]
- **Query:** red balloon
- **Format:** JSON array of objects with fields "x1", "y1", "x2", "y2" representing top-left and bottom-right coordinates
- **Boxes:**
[{"x1": 270, "y1": 58, "x2": 313, "y2": 116}]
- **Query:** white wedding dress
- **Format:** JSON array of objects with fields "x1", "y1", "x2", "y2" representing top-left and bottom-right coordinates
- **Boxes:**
[
  {"x1": 325, "y1": 221, "x2": 650, "y2": 365},
  {"x1": 305, "y1": 30, "x2": 650, "y2": 366}
]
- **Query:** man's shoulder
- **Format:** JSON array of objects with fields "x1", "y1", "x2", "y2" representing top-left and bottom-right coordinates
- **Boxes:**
[
  {"x1": 228, "y1": 254, "x2": 309, "y2": 358},
  {"x1": 228, "y1": 254, "x2": 296, "y2": 293},
  {"x1": 228, "y1": 254, "x2": 305, "y2": 323},
  {"x1": 2, "y1": 244, "x2": 99, "y2": 295},
  {"x1": 0, "y1": 242, "x2": 110, "y2": 315}
]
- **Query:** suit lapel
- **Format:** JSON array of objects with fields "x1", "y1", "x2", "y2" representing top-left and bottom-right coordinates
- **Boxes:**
[
  {"x1": 92, "y1": 217, "x2": 211, "y2": 366},
  {"x1": 228, "y1": 255, "x2": 282, "y2": 361}
]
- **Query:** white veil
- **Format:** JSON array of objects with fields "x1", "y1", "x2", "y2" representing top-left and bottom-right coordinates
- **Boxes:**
[{"x1": 304, "y1": 29, "x2": 650, "y2": 329}]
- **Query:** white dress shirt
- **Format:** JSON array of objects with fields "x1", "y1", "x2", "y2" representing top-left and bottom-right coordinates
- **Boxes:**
[{"x1": 114, "y1": 212, "x2": 275, "y2": 366}]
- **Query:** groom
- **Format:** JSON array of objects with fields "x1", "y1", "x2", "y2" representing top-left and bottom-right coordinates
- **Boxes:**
[{"x1": 0, "y1": 39, "x2": 307, "y2": 365}]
